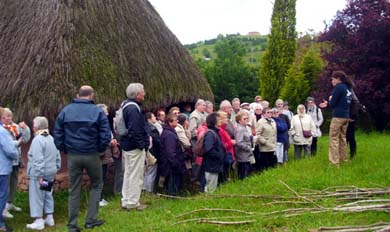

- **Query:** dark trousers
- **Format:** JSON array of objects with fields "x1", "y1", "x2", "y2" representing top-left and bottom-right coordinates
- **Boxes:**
[
  {"x1": 7, "y1": 165, "x2": 18, "y2": 203},
  {"x1": 260, "y1": 152, "x2": 277, "y2": 170},
  {"x1": 310, "y1": 137, "x2": 318, "y2": 156},
  {"x1": 346, "y1": 120, "x2": 356, "y2": 158},
  {"x1": 294, "y1": 145, "x2": 311, "y2": 159},
  {"x1": 113, "y1": 157, "x2": 123, "y2": 195},
  {"x1": 237, "y1": 162, "x2": 252, "y2": 180},
  {"x1": 219, "y1": 152, "x2": 233, "y2": 184},
  {"x1": 0, "y1": 175, "x2": 9, "y2": 228},
  {"x1": 67, "y1": 154, "x2": 103, "y2": 232},
  {"x1": 165, "y1": 173, "x2": 182, "y2": 196},
  {"x1": 100, "y1": 164, "x2": 108, "y2": 200},
  {"x1": 253, "y1": 145, "x2": 262, "y2": 172}
]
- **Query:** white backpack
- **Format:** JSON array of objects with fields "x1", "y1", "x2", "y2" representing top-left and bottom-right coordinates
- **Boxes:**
[{"x1": 114, "y1": 101, "x2": 140, "y2": 137}]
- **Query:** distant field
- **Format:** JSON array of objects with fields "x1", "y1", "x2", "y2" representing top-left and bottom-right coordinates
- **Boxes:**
[
  {"x1": 185, "y1": 34, "x2": 267, "y2": 67},
  {"x1": 7, "y1": 132, "x2": 390, "y2": 231}
]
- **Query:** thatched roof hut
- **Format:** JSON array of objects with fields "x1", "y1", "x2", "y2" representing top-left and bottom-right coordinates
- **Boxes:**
[{"x1": 0, "y1": 0, "x2": 213, "y2": 124}]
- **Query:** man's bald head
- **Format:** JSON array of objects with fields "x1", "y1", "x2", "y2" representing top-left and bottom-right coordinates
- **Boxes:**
[{"x1": 77, "y1": 85, "x2": 94, "y2": 99}]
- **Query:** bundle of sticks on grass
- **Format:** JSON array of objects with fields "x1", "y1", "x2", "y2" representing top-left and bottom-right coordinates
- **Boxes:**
[
  {"x1": 310, "y1": 222, "x2": 390, "y2": 232},
  {"x1": 0, "y1": 0, "x2": 213, "y2": 126},
  {"x1": 167, "y1": 181, "x2": 390, "y2": 226}
]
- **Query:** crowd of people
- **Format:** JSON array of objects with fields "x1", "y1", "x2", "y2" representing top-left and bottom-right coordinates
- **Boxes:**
[{"x1": 0, "y1": 70, "x2": 358, "y2": 231}]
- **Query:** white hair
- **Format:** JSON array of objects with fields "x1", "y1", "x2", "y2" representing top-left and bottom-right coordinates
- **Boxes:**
[
  {"x1": 3, "y1": 108, "x2": 13, "y2": 115},
  {"x1": 275, "y1": 99, "x2": 284, "y2": 106},
  {"x1": 126, "y1": 83, "x2": 144, "y2": 99},
  {"x1": 219, "y1": 100, "x2": 231, "y2": 110},
  {"x1": 251, "y1": 103, "x2": 263, "y2": 111},
  {"x1": 297, "y1": 104, "x2": 306, "y2": 116},
  {"x1": 33, "y1": 116, "x2": 49, "y2": 130}
]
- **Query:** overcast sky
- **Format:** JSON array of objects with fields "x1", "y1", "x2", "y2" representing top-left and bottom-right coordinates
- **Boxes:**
[{"x1": 148, "y1": 0, "x2": 348, "y2": 44}]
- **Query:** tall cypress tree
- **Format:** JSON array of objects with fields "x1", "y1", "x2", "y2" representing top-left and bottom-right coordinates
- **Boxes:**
[{"x1": 259, "y1": 0, "x2": 297, "y2": 103}]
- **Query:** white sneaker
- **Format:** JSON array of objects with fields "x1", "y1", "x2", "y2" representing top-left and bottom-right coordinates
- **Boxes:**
[
  {"x1": 44, "y1": 217, "x2": 55, "y2": 227},
  {"x1": 26, "y1": 219, "x2": 45, "y2": 230},
  {"x1": 99, "y1": 199, "x2": 108, "y2": 207},
  {"x1": 2, "y1": 209, "x2": 14, "y2": 219},
  {"x1": 6, "y1": 203, "x2": 22, "y2": 212}
]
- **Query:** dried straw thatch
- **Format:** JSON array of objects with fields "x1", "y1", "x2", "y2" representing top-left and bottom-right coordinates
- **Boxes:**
[{"x1": 0, "y1": 0, "x2": 213, "y2": 124}]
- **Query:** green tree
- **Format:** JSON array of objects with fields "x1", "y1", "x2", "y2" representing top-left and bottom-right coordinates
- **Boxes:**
[
  {"x1": 280, "y1": 63, "x2": 309, "y2": 110},
  {"x1": 198, "y1": 38, "x2": 259, "y2": 103},
  {"x1": 300, "y1": 45, "x2": 324, "y2": 93},
  {"x1": 202, "y1": 48, "x2": 211, "y2": 58},
  {"x1": 280, "y1": 44, "x2": 324, "y2": 108},
  {"x1": 259, "y1": 0, "x2": 297, "y2": 103}
]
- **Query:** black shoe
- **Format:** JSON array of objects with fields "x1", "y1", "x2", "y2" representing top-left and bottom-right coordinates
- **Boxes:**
[{"x1": 84, "y1": 220, "x2": 105, "y2": 229}]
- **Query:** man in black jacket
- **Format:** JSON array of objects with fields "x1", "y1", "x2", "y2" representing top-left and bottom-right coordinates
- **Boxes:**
[
  {"x1": 54, "y1": 85, "x2": 111, "y2": 232},
  {"x1": 319, "y1": 71, "x2": 352, "y2": 165},
  {"x1": 120, "y1": 83, "x2": 150, "y2": 211}
]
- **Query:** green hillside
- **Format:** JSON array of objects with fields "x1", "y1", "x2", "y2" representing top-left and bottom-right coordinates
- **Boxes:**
[{"x1": 185, "y1": 33, "x2": 268, "y2": 67}]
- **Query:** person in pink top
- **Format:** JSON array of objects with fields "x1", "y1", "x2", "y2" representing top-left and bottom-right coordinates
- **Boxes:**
[{"x1": 218, "y1": 111, "x2": 236, "y2": 182}]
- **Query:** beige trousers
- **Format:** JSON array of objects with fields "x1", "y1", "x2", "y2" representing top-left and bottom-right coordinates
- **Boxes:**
[
  {"x1": 329, "y1": 118, "x2": 349, "y2": 164},
  {"x1": 205, "y1": 172, "x2": 218, "y2": 193},
  {"x1": 121, "y1": 149, "x2": 145, "y2": 208}
]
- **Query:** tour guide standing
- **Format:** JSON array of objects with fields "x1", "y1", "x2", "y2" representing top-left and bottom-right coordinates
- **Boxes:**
[
  {"x1": 53, "y1": 86, "x2": 111, "y2": 232},
  {"x1": 120, "y1": 83, "x2": 149, "y2": 211},
  {"x1": 319, "y1": 71, "x2": 352, "y2": 165}
]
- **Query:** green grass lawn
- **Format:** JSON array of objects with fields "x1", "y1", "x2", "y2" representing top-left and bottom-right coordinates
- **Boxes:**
[{"x1": 7, "y1": 132, "x2": 390, "y2": 231}]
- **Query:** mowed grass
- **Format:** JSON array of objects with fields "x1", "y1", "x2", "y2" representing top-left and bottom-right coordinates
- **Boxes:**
[{"x1": 7, "y1": 132, "x2": 390, "y2": 231}]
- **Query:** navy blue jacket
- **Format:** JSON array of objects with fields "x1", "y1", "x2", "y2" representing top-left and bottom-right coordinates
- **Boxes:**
[
  {"x1": 53, "y1": 98, "x2": 111, "y2": 155},
  {"x1": 329, "y1": 83, "x2": 352, "y2": 118},
  {"x1": 148, "y1": 123, "x2": 161, "y2": 161},
  {"x1": 159, "y1": 125, "x2": 185, "y2": 177},
  {"x1": 119, "y1": 99, "x2": 149, "y2": 151},
  {"x1": 202, "y1": 127, "x2": 224, "y2": 174},
  {"x1": 273, "y1": 117, "x2": 289, "y2": 144}
]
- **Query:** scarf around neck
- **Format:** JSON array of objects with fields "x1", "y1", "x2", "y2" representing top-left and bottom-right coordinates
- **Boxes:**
[
  {"x1": 35, "y1": 129, "x2": 49, "y2": 136},
  {"x1": 3, "y1": 123, "x2": 19, "y2": 138}
]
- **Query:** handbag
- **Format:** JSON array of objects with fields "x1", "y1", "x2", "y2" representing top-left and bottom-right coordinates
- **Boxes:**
[
  {"x1": 145, "y1": 151, "x2": 157, "y2": 166},
  {"x1": 39, "y1": 179, "x2": 54, "y2": 192},
  {"x1": 299, "y1": 117, "x2": 312, "y2": 138}
]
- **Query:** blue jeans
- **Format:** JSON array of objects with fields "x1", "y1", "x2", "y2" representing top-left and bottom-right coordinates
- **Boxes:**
[{"x1": 0, "y1": 175, "x2": 9, "y2": 228}]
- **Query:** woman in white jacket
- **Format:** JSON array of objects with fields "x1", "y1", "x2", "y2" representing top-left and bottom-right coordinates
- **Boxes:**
[
  {"x1": 306, "y1": 97, "x2": 324, "y2": 155},
  {"x1": 289, "y1": 104, "x2": 316, "y2": 159}
]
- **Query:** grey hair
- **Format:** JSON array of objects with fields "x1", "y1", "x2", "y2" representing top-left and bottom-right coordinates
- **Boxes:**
[
  {"x1": 33, "y1": 116, "x2": 49, "y2": 130},
  {"x1": 232, "y1": 98, "x2": 240, "y2": 104},
  {"x1": 219, "y1": 100, "x2": 231, "y2": 110},
  {"x1": 195, "y1": 99, "x2": 205, "y2": 107},
  {"x1": 126, "y1": 83, "x2": 144, "y2": 99},
  {"x1": 261, "y1": 100, "x2": 269, "y2": 109},
  {"x1": 205, "y1": 100, "x2": 213, "y2": 107}
]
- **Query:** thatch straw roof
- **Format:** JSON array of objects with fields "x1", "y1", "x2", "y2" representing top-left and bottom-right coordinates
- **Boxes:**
[{"x1": 0, "y1": 0, "x2": 213, "y2": 124}]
